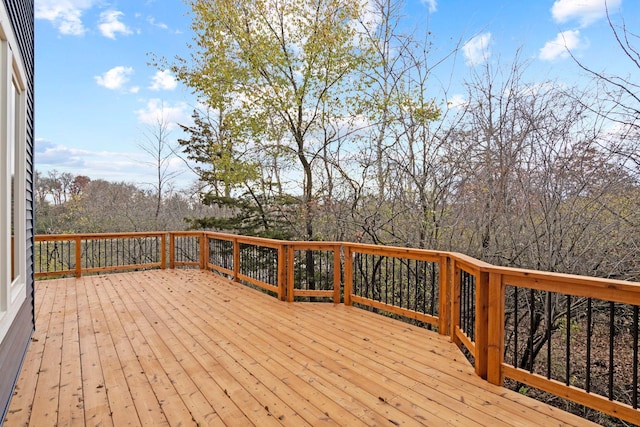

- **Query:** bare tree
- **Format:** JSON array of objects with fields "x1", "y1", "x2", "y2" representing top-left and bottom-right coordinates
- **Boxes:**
[
  {"x1": 138, "y1": 101, "x2": 180, "y2": 222},
  {"x1": 567, "y1": 5, "x2": 640, "y2": 176}
]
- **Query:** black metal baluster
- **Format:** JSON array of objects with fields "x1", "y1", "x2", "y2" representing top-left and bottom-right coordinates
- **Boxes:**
[
  {"x1": 319, "y1": 250, "x2": 323, "y2": 290},
  {"x1": 527, "y1": 288, "x2": 534, "y2": 372},
  {"x1": 463, "y1": 273, "x2": 468, "y2": 338},
  {"x1": 384, "y1": 256, "x2": 389, "y2": 305},
  {"x1": 586, "y1": 298, "x2": 592, "y2": 393},
  {"x1": 469, "y1": 273, "x2": 473, "y2": 338},
  {"x1": 460, "y1": 272, "x2": 465, "y2": 335},
  {"x1": 468, "y1": 273, "x2": 473, "y2": 339},
  {"x1": 609, "y1": 301, "x2": 615, "y2": 400},
  {"x1": 366, "y1": 253, "x2": 370, "y2": 298},
  {"x1": 391, "y1": 256, "x2": 396, "y2": 306},
  {"x1": 393, "y1": 258, "x2": 406, "y2": 308},
  {"x1": 414, "y1": 259, "x2": 419, "y2": 313},
  {"x1": 565, "y1": 294, "x2": 571, "y2": 384},
  {"x1": 354, "y1": 253, "x2": 360, "y2": 297},
  {"x1": 633, "y1": 305, "x2": 638, "y2": 409},
  {"x1": 305, "y1": 250, "x2": 310, "y2": 290},
  {"x1": 471, "y1": 275, "x2": 476, "y2": 342},
  {"x1": 467, "y1": 273, "x2": 472, "y2": 339},
  {"x1": 514, "y1": 286, "x2": 519, "y2": 367},
  {"x1": 430, "y1": 263, "x2": 436, "y2": 316},
  {"x1": 546, "y1": 291, "x2": 552, "y2": 379}
]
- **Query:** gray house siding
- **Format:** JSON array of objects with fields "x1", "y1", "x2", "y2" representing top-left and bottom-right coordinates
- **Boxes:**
[{"x1": 0, "y1": 0, "x2": 35, "y2": 423}]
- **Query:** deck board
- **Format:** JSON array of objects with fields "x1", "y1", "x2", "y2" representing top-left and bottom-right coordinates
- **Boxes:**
[{"x1": 4, "y1": 269, "x2": 599, "y2": 426}]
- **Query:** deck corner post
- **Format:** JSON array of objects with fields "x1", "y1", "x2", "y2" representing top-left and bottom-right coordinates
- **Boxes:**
[
  {"x1": 75, "y1": 236, "x2": 82, "y2": 278},
  {"x1": 438, "y1": 255, "x2": 452, "y2": 336},
  {"x1": 475, "y1": 270, "x2": 490, "y2": 380},
  {"x1": 487, "y1": 271, "x2": 505, "y2": 385}
]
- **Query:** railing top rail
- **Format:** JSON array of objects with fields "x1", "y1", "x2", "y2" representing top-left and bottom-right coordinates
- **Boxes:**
[
  {"x1": 287, "y1": 241, "x2": 342, "y2": 250},
  {"x1": 489, "y1": 265, "x2": 640, "y2": 305},
  {"x1": 204, "y1": 232, "x2": 341, "y2": 250},
  {"x1": 204, "y1": 231, "x2": 286, "y2": 247},
  {"x1": 169, "y1": 231, "x2": 205, "y2": 237},
  {"x1": 449, "y1": 252, "x2": 494, "y2": 270},
  {"x1": 344, "y1": 242, "x2": 449, "y2": 260},
  {"x1": 35, "y1": 231, "x2": 167, "y2": 241}
]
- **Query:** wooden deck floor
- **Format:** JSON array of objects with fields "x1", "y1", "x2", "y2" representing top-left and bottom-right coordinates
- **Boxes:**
[{"x1": 4, "y1": 269, "x2": 597, "y2": 426}]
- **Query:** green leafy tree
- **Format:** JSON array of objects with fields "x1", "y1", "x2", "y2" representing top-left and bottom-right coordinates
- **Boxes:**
[
  {"x1": 170, "y1": 0, "x2": 373, "y2": 240},
  {"x1": 178, "y1": 107, "x2": 296, "y2": 238}
]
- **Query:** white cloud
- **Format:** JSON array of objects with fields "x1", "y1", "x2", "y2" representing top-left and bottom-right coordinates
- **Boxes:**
[
  {"x1": 421, "y1": 0, "x2": 437, "y2": 13},
  {"x1": 35, "y1": 0, "x2": 95, "y2": 36},
  {"x1": 98, "y1": 10, "x2": 132, "y2": 39},
  {"x1": 462, "y1": 33, "x2": 491, "y2": 66},
  {"x1": 551, "y1": 0, "x2": 621, "y2": 27},
  {"x1": 149, "y1": 70, "x2": 177, "y2": 91},
  {"x1": 447, "y1": 94, "x2": 467, "y2": 110},
  {"x1": 135, "y1": 99, "x2": 190, "y2": 130},
  {"x1": 95, "y1": 66, "x2": 134, "y2": 91},
  {"x1": 539, "y1": 30, "x2": 583, "y2": 61},
  {"x1": 35, "y1": 138, "x2": 197, "y2": 188},
  {"x1": 36, "y1": 139, "x2": 144, "y2": 172},
  {"x1": 147, "y1": 17, "x2": 169, "y2": 30}
]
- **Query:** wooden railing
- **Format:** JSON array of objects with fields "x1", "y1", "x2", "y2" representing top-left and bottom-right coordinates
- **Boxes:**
[
  {"x1": 34, "y1": 231, "x2": 640, "y2": 425},
  {"x1": 35, "y1": 232, "x2": 167, "y2": 278}
]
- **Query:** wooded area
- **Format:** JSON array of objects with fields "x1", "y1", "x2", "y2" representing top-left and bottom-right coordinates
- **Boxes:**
[
  {"x1": 94, "y1": 0, "x2": 640, "y2": 282},
  {"x1": 40, "y1": 0, "x2": 639, "y2": 281}
]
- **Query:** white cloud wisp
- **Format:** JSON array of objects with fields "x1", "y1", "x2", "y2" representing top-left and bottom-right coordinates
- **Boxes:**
[
  {"x1": 551, "y1": 0, "x2": 621, "y2": 27},
  {"x1": 463, "y1": 33, "x2": 491, "y2": 66},
  {"x1": 539, "y1": 30, "x2": 583, "y2": 61},
  {"x1": 99, "y1": 10, "x2": 133, "y2": 39},
  {"x1": 149, "y1": 70, "x2": 178, "y2": 91},
  {"x1": 135, "y1": 99, "x2": 190, "y2": 130},
  {"x1": 35, "y1": 0, "x2": 95, "y2": 36},
  {"x1": 95, "y1": 66, "x2": 136, "y2": 91}
]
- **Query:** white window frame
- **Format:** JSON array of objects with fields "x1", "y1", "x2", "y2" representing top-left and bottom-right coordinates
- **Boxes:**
[{"x1": 0, "y1": 4, "x2": 28, "y2": 342}]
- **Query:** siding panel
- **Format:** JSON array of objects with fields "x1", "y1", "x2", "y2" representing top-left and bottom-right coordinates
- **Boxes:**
[{"x1": 0, "y1": 0, "x2": 35, "y2": 424}]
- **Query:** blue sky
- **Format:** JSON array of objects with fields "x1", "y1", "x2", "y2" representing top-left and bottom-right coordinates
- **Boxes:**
[{"x1": 34, "y1": 0, "x2": 639, "y2": 190}]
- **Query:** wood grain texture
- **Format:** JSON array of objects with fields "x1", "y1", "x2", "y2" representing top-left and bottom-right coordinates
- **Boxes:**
[{"x1": 5, "y1": 270, "x2": 599, "y2": 426}]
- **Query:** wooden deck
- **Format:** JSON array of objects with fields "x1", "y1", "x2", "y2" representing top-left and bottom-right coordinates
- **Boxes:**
[{"x1": 4, "y1": 270, "x2": 597, "y2": 426}]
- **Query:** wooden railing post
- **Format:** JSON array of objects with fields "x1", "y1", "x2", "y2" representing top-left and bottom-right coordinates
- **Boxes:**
[
  {"x1": 169, "y1": 233, "x2": 175, "y2": 269},
  {"x1": 487, "y1": 271, "x2": 505, "y2": 385},
  {"x1": 475, "y1": 271, "x2": 490, "y2": 380},
  {"x1": 333, "y1": 244, "x2": 341, "y2": 304},
  {"x1": 199, "y1": 232, "x2": 207, "y2": 270},
  {"x1": 278, "y1": 244, "x2": 287, "y2": 301},
  {"x1": 438, "y1": 255, "x2": 452, "y2": 336},
  {"x1": 343, "y1": 245, "x2": 353, "y2": 306},
  {"x1": 75, "y1": 236, "x2": 82, "y2": 278}
]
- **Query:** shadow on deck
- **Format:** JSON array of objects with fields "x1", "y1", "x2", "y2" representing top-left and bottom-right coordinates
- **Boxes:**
[{"x1": 5, "y1": 270, "x2": 597, "y2": 426}]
